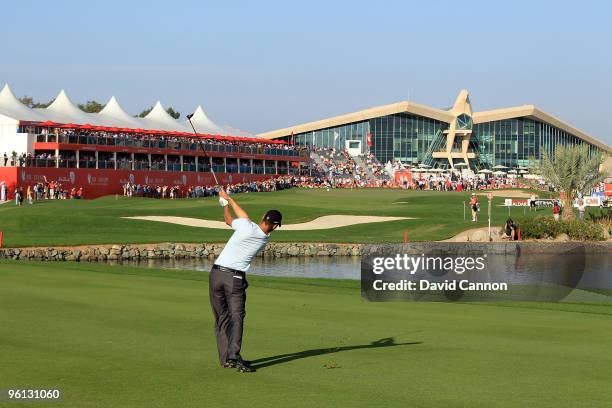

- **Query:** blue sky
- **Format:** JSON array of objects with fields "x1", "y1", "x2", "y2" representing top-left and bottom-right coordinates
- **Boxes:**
[{"x1": 1, "y1": 0, "x2": 611, "y2": 144}]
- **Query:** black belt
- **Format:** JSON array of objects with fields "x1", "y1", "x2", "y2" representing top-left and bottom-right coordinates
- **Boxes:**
[{"x1": 212, "y1": 264, "x2": 245, "y2": 275}]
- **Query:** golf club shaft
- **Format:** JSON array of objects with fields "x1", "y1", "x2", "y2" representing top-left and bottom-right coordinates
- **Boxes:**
[{"x1": 186, "y1": 117, "x2": 220, "y2": 185}]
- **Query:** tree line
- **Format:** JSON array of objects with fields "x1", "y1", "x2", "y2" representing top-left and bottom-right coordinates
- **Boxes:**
[{"x1": 18, "y1": 96, "x2": 181, "y2": 119}]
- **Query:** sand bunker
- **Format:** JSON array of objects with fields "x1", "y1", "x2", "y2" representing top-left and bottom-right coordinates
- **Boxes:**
[
  {"x1": 123, "y1": 215, "x2": 411, "y2": 230},
  {"x1": 442, "y1": 227, "x2": 503, "y2": 242}
]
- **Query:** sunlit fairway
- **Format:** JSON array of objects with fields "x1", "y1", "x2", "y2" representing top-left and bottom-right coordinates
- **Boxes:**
[
  {"x1": 1, "y1": 261, "x2": 611, "y2": 407},
  {"x1": 0, "y1": 188, "x2": 552, "y2": 247}
]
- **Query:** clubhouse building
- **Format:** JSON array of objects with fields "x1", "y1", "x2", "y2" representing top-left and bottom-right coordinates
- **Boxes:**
[{"x1": 258, "y1": 90, "x2": 612, "y2": 169}]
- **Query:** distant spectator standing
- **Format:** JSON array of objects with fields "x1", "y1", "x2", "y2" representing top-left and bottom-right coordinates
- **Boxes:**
[
  {"x1": 470, "y1": 193, "x2": 479, "y2": 222},
  {"x1": 529, "y1": 193, "x2": 537, "y2": 211},
  {"x1": 15, "y1": 187, "x2": 23, "y2": 206},
  {"x1": 3, "y1": 152, "x2": 7, "y2": 166},
  {"x1": 577, "y1": 198, "x2": 586, "y2": 220},
  {"x1": 553, "y1": 200, "x2": 561, "y2": 221}
]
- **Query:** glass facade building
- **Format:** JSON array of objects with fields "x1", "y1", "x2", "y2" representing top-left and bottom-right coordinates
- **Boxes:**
[
  {"x1": 280, "y1": 91, "x2": 610, "y2": 169},
  {"x1": 293, "y1": 121, "x2": 370, "y2": 151},
  {"x1": 292, "y1": 114, "x2": 605, "y2": 168},
  {"x1": 293, "y1": 113, "x2": 448, "y2": 164},
  {"x1": 471, "y1": 118, "x2": 600, "y2": 168},
  {"x1": 370, "y1": 114, "x2": 448, "y2": 164}
]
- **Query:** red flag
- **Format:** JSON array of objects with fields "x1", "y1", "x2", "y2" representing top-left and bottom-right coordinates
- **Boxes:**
[{"x1": 367, "y1": 132, "x2": 372, "y2": 147}]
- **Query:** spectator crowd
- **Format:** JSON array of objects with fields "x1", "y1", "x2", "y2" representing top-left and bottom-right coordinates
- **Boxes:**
[{"x1": 9, "y1": 179, "x2": 84, "y2": 207}]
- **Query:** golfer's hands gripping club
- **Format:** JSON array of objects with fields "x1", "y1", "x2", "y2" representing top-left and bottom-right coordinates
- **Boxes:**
[
  {"x1": 218, "y1": 188, "x2": 229, "y2": 207},
  {"x1": 219, "y1": 188, "x2": 250, "y2": 223},
  {"x1": 219, "y1": 188, "x2": 230, "y2": 200}
]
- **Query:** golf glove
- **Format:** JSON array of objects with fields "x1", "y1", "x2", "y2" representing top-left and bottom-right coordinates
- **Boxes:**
[{"x1": 219, "y1": 197, "x2": 229, "y2": 207}]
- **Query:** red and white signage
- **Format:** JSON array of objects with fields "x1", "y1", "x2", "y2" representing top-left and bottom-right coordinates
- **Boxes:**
[{"x1": 0, "y1": 167, "x2": 273, "y2": 199}]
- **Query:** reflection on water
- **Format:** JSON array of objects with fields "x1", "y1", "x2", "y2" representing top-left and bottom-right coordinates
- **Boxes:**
[
  {"x1": 106, "y1": 252, "x2": 611, "y2": 289},
  {"x1": 110, "y1": 256, "x2": 362, "y2": 280}
]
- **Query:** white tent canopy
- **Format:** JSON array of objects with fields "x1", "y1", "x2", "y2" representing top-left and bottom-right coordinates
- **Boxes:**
[
  {"x1": 0, "y1": 84, "x2": 46, "y2": 122},
  {"x1": 98, "y1": 96, "x2": 146, "y2": 129},
  {"x1": 184, "y1": 105, "x2": 228, "y2": 135},
  {"x1": 0, "y1": 84, "x2": 249, "y2": 135},
  {"x1": 141, "y1": 101, "x2": 189, "y2": 132},
  {"x1": 37, "y1": 89, "x2": 104, "y2": 125}
]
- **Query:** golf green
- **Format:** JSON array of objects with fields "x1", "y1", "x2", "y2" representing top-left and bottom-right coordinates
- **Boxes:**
[
  {"x1": 1, "y1": 261, "x2": 611, "y2": 407},
  {"x1": 0, "y1": 188, "x2": 551, "y2": 247}
]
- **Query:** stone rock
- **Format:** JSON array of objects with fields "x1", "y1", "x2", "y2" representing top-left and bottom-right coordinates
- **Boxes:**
[
  {"x1": 287, "y1": 246, "x2": 300, "y2": 256},
  {"x1": 0, "y1": 242, "x2": 369, "y2": 262}
]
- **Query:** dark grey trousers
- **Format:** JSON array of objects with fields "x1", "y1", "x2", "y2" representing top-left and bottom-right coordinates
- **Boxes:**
[{"x1": 209, "y1": 265, "x2": 248, "y2": 364}]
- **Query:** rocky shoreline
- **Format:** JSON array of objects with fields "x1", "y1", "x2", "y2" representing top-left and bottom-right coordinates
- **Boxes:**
[
  {"x1": 0, "y1": 242, "x2": 363, "y2": 262},
  {"x1": 0, "y1": 241, "x2": 610, "y2": 262}
]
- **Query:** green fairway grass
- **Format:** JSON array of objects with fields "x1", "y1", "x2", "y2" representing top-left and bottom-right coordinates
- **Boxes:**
[
  {"x1": 1, "y1": 261, "x2": 611, "y2": 407},
  {"x1": 0, "y1": 188, "x2": 550, "y2": 247}
]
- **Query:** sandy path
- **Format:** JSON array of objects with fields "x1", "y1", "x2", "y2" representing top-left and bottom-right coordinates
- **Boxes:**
[
  {"x1": 479, "y1": 190, "x2": 532, "y2": 198},
  {"x1": 123, "y1": 215, "x2": 411, "y2": 230}
]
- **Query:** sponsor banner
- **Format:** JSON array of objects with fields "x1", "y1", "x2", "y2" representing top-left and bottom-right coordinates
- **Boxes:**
[
  {"x1": 574, "y1": 196, "x2": 601, "y2": 207},
  {"x1": 504, "y1": 198, "x2": 528, "y2": 206},
  {"x1": 0, "y1": 167, "x2": 17, "y2": 200},
  {"x1": 533, "y1": 199, "x2": 555, "y2": 206},
  {"x1": 4, "y1": 167, "x2": 271, "y2": 199},
  {"x1": 504, "y1": 198, "x2": 556, "y2": 207}
]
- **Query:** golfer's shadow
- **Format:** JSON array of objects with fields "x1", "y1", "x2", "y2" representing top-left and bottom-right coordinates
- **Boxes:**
[{"x1": 251, "y1": 337, "x2": 421, "y2": 369}]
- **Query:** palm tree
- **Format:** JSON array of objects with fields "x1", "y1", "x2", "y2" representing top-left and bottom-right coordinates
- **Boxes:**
[{"x1": 535, "y1": 144, "x2": 605, "y2": 219}]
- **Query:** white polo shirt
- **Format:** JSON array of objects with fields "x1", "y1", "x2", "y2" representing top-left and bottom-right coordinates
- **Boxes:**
[{"x1": 215, "y1": 218, "x2": 269, "y2": 272}]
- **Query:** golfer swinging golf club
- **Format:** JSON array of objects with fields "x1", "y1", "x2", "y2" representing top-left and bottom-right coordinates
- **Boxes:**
[{"x1": 210, "y1": 188, "x2": 282, "y2": 373}]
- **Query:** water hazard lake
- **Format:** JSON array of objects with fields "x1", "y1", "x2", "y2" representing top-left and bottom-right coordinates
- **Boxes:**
[{"x1": 105, "y1": 251, "x2": 612, "y2": 290}]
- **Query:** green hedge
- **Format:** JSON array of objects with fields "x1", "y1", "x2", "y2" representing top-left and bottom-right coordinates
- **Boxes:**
[{"x1": 513, "y1": 215, "x2": 605, "y2": 241}]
